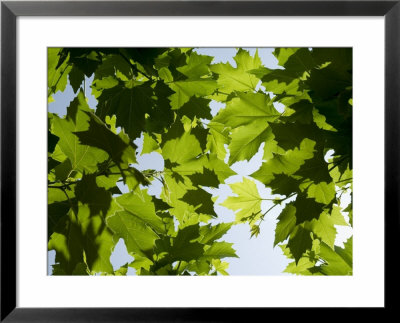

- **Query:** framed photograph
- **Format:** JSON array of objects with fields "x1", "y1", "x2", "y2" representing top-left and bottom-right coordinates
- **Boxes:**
[{"x1": 1, "y1": 0, "x2": 398, "y2": 320}]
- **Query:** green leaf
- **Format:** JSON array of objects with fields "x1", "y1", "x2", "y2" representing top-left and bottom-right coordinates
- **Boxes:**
[
  {"x1": 189, "y1": 124, "x2": 209, "y2": 151},
  {"x1": 331, "y1": 205, "x2": 349, "y2": 226},
  {"x1": 274, "y1": 204, "x2": 296, "y2": 246},
  {"x1": 48, "y1": 186, "x2": 75, "y2": 204},
  {"x1": 171, "y1": 224, "x2": 205, "y2": 261},
  {"x1": 312, "y1": 108, "x2": 337, "y2": 131},
  {"x1": 212, "y1": 92, "x2": 281, "y2": 164},
  {"x1": 54, "y1": 158, "x2": 73, "y2": 181},
  {"x1": 124, "y1": 48, "x2": 169, "y2": 77},
  {"x1": 51, "y1": 92, "x2": 109, "y2": 173},
  {"x1": 343, "y1": 202, "x2": 353, "y2": 226},
  {"x1": 293, "y1": 194, "x2": 325, "y2": 224},
  {"x1": 49, "y1": 202, "x2": 115, "y2": 275},
  {"x1": 73, "y1": 111, "x2": 137, "y2": 166},
  {"x1": 116, "y1": 190, "x2": 166, "y2": 234},
  {"x1": 268, "y1": 174, "x2": 301, "y2": 196},
  {"x1": 94, "y1": 53, "x2": 133, "y2": 81},
  {"x1": 63, "y1": 48, "x2": 102, "y2": 77},
  {"x1": 287, "y1": 226, "x2": 313, "y2": 263},
  {"x1": 129, "y1": 255, "x2": 153, "y2": 273},
  {"x1": 251, "y1": 67, "x2": 302, "y2": 96},
  {"x1": 305, "y1": 211, "x2": 337, "y2": 249},
  {"x1": 199, "y1": 222, "x2": 234, "y2": 244},
  {"x1": 330, "y1": 164, "x2": 352, "y2": 188},
  {"x1": 48, "y1": 213, "x2": 83, "y2": 274},
  {"x1": 206, "y1": 121, "x2": 230, "y2": 161},
  {"x1": 319, "y1": 237, "x2": 352, "y2": 275},
  {"x1": 284, "y1": 257, "x2": 315, "y2": 275},
  {"x1": 213, "y1": 92, "x2": 279, "y2": 129},
  {"x1": 48, "y1": 48, "x2": 71, "y2": 100},
  {"x1": 160, "y1": 173, "x2": 194, "y2": 218},
  {"x1": 141, "y1": 133, "x2": 161, "y2": 155},
  {"x1": 69, "y1": 65, "x2": 85, "y2": 93},
  {"x1": 180, "y1": 188, "x2": 217, "y2": 217},
  {"x1": 106, "y1": 210, "x2": 159, "y2": 259},
  {"x1": 187, "y1": 259, "x2": 211, "y2": 275},
  {"x1": 284, "y1": 100, "x2": 315, "y2": 124},
  {"x1": 75, "y1": 174, "x2": 112, "y2": 217},
  {"x1": 294, "y1": 151, "x2": 332, "y2": 184},
  {"x1": 281, "y1": 48, "x2": 315, "y2": 76},
  {"x1": 48, "y1": 132, "x2": 59, "y2": 154},
  {"x1": 91, "y1": 76, "x2": 119, "y2": 98},
  {"x1": 252, "y1": 138, "x2": 316, "y2": 185},
  {"x1": 334, "y1": 236, "x2": 352, "y2": 268},
  {"x1": 176, "y1": 52, "x2": 213, "y2": 78},
  {"x1": 221, "y1": 177, "x2": 262, "y2": 223},
  {"x1": 154, "y1": 224, "x2": 205, "y2": 264},
  {"x1": 169, "y1": 78, "x2": 218, "y2": 109},
  {"x1": 210, "y1": 49, "x2": 262, "y2": 95},
  {"x1": 76, "y1": 204, "x2": 115, "y2": 274},
  {"x1": 270, "y1": 122, "x2": 321, "y2": 151},
  {"x1": 207, "y1": 154, "x2": 236, "y2": 182},
  {"x1": 96, "y1": 82, "x2": 154, "y2": 140},
  {"x1": 228, "y1": 120, "x2": 274, "y2": 165},
  {"x1": 273, "y1": 48, "x2": 300, "y2": 66},
  {"x1": 48, "y1": 200, "x2": 70, "y2": 239},
  {"x1": 212, "y1": 259, "x2": 230, "y2": 275},
  {"x1": 157, "y1": 67, "x2": 173, "y2": 83},
  {"x1": 162, "y1": 130, "x2": 202, "y2": 165},
  {"x1": 250, "y1": 224, "x2": 261, "y2": 238},
  {"x1": 114, "y1": 264, "x2": 129, "y2": 276},
  {"x1": 71, "y1": 263, "x2": 89, "y2": 275},
  {"x1": 307, "y1": 61, "x2": 352, "y2": 101},
  {"x1": 95, "y1": 173, "x2": 121, "y2": 191},
  {"x1": 254, "y1": 49, "x2": 315, "y2": 97},
  {"x1": 307, "y1": 181, "x2": 336, "y2": 204},
  {"x1": 203, "y1": 242, "x2": 238, "y2": 259},
  {"x1": 188, "y1": 167, "x2": 220, "y2": 188},
  {"x1": 145, "y1": 81, "x2": 175, "y2": 134},
  {"x1": 176, "y1": 97, "x2": 213, "y2": 120}
]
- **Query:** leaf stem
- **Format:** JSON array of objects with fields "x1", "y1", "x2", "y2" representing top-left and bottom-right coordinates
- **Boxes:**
[
  {"x1": 214, "y1": 89, "x2": 230, "y2": 96},
  {"x1": 260, "y1": 193, "x2": 296, "y2": 221},
  {"x1": 335, "y1": 177, "x2": 352, "y2": 184}
]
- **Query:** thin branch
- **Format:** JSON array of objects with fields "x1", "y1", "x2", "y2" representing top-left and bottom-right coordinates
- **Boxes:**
[
  {"x1": 335, "y1": 177, "x2": 352, "y2": 184},
  {"x1": 328, "y1": 156, "x2": 348, "y2": 172},
  {"x1": 259, "y1": 193, "x2": 297, "y2": 222},
  {"x1": 213, "y1": 89, "x2": 231, "y2": 96},
  {"x1": 119, "y1": 51, "x2": 153, "y2": 80},
  {"x1": 48, "y1": 181, "x2": 77, "y2": 189}
]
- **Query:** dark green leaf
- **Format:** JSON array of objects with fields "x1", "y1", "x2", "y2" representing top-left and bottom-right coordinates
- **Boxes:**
[
  {"x1": 287, "y1": 226, "x2": 313, "y2": 263},
  {"x1": 293, "y1": 194, "x2": 325, "y2": 224}
]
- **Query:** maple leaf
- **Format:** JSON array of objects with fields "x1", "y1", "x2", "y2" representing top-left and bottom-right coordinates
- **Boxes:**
[
  {"x1": 210, "y1": 48, "x2": 262, "y2": 96},
  {"x1": 221, "y1": 177, "x2": 263, "y2": 223}
]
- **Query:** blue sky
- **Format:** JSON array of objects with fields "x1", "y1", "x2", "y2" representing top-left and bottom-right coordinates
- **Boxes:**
[{"x1": 48, "y1": 48, "x2": 352, "y2": 276}]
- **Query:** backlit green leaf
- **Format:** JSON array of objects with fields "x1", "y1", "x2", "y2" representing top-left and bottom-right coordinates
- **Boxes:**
[
  {"x1": 51, "y1": 92, "x2": 108, "y2": 173},
  {"x1": 210, "y1": 49, "x2": 262, "y2": 96},
  {"x1": 169, "y1": 79, "x2": 218, "y2": 109},
  {"x1": 221, "y1": 177, "x2": 262, "y2": 223}
]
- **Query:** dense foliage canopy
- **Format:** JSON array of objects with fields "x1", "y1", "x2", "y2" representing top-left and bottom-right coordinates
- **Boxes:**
[{"x1": 48, "y1": 47, "x2": 352, "y2": 275}]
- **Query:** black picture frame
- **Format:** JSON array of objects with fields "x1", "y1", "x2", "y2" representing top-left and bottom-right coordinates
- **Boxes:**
[{"x1": 1, "y1": 0, "x2": 398, "y2": 321}]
